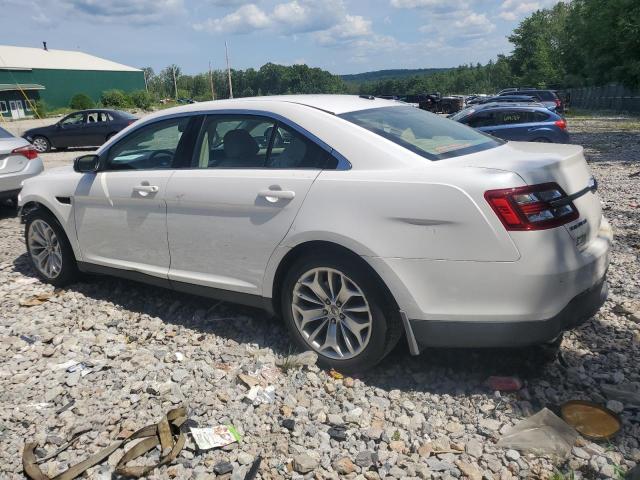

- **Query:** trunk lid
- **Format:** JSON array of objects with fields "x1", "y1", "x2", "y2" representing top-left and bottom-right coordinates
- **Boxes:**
[{"x1": 452, "y1": 142, "x2": 602, "y2": 248}]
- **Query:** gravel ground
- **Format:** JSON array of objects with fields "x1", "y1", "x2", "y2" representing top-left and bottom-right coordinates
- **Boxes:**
[{"x1": 1, "y1": 115, "x2": 639, "y2": 480}]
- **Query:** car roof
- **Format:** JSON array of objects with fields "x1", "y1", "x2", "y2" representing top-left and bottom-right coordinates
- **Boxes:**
[
  {"x1": 152, "y1": 95, "x2": 402, "y2": 116},
  {"x1": 476, "y1": 102, "x2": 548, "y2": 110}
]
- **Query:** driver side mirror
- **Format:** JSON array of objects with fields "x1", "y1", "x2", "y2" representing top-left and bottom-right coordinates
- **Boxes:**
[{"x1": 74, "y1": 154, "x2": 100, "y2": 173}]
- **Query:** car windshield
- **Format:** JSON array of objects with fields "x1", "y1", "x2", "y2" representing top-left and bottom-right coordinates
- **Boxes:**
[
  {"x1": 0, "y1": 126, "x2": 13, "y2": 139},
  {"x1": 339, "y1": 106, "x2": 501, "y2": 160}
]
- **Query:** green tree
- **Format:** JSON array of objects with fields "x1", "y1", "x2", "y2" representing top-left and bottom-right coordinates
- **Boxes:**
[{"x1": 69, "y1": 93, "x2": 94, "y2": 110}]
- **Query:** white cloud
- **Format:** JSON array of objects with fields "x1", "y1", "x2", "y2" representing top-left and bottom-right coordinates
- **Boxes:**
[
  {"x1": 454, "y1": 12, "x2": 495, "y2": 37},
  {"x1": 61, "y1": 0, "x2": 185, "y2": 24},
  {"x1": 195, "y1": 0, "x2": 349, "y2": 35},
  {"x1": 314, "y1": 15, "x2": 373, "y2": 46},
  {"x1": 498, "y1": 0, "x2": 561, "y2": 21},
  {"x1": 194, "y1": 4, "x2": 272, "y2": 33}
]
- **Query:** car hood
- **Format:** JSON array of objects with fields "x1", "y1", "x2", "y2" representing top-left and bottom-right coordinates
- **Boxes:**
[{"x1": 23, "y1": 125, "x2": 53, "y2": 137}]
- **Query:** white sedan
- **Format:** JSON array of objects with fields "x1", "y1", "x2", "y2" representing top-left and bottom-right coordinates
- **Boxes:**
[{"x1": 18, "y1": 95, "x2": 611, "y2": 371}]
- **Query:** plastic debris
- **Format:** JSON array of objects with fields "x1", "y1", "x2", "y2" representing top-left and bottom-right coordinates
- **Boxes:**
[
  {"x1": 487, "y1": 376, "x2": 523, "y2": 392},
  {"x1": 329, "y1": 369, "x2": 344, "y2": 380},
  {"x1": 245, "y1": 385, "x2": 276, "y2": 405},
  {"x1": 190, "y1": 425, "x2": 241, "y2": 450},
  {"x1": 497, "y1": 408, "x2": 578, "y2": 459}
]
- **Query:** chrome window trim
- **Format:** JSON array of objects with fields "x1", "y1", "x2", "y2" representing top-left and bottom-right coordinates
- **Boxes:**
[{"x1": 101, "y1": 109, "x2": 351, "y2": 171}]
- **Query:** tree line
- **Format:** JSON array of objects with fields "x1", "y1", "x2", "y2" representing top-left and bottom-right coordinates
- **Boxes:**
[{"x1": 138, "y1": 0, "x2": 638, "y2": 103}]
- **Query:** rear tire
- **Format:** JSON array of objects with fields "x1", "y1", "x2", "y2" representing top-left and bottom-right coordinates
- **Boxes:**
[
  {"x1": 281, "y1": 252, "x2": 401, "y2": 373},
  {"x1": 32, "y1": 136, "x2": 50, "y2": 153},
  {"x1": 25, "y1": 209, "x2": 78, "y2": 287}
]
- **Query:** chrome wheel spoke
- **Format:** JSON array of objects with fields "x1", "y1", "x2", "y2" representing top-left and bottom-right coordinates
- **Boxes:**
[{"x1": 292, "y1": 267, "x2": 372, "y2": 360}]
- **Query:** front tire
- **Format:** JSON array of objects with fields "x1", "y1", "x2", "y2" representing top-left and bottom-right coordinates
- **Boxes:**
[
  {"x1": 25, "y1": 209, "x2": 78, "y2": 286},
  {"x1": 281, "y1": 252, "x2": 401, "y2": 373},
  {"x1": 31, "y1": 136, "x2": 51, "y2": 153}
]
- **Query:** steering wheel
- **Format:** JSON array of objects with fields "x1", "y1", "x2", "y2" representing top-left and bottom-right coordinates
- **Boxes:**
[{"x1": 148, "y1": 149, "x2": 174, "y2": 168}]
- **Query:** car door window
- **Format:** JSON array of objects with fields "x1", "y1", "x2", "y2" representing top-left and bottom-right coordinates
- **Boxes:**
[
  {"x1": 107, "y1": 116, "x2": 196, "y2": 171},
  {"x1": 268, "y1": 123, "x2": 337, "y2": 169},
  {"x1": 466, "y1": 111, "x2": 496, "y2": 128},
  {"x1": 60, "y1": 113, "x2": 85, "y2": 126},
  {"x1": 192, "y1": 115, "x2": 274, "y2": 168},
  {"x1": 498, "y1": 111, "x2": 528, "y2": 125}
]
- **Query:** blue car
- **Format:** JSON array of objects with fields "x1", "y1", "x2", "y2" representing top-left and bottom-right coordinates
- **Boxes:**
[{"x1": 450, "y1": 103, "x2": 570, "y2": 143}]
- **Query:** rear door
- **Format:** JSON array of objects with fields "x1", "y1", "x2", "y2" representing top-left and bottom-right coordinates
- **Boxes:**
[
  {"x1": 487, "y1": 110, "x2": 531, "y2": 141},
  {"x1": 165, "y1": 114, "x2": 335, "y2": 295}
]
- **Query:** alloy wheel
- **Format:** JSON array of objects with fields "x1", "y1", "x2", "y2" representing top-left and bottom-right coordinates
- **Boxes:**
[
  {"x1": 292, "y1": 267, "x2": 373, "y2": 360},
  {"x1": 28, "y1": 219, "x2": 63, "y2": 279},
  {"x1": 32, "y1": 137, "x2": 48, "y2": 153}
]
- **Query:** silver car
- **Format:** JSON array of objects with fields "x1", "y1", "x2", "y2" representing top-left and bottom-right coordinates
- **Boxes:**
[{"x1": 0, "y1": 126, "x2": 44, "y2": 203}]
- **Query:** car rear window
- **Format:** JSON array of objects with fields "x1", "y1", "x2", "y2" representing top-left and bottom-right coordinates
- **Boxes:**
[
  {"x1": 0, "y1": 126, "x2": 13, "y2": 139},
  {"x1": 339, "y1": 106, "x2": 501, "y2": 161}
]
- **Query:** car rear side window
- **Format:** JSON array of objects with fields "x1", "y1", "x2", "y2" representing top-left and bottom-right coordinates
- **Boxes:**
[
  {"x1": 340, "y1": 106, "x2": 501, "y2": 160},
  {"x1": 466, "y1": 111, "x2": 497, "y2": 128}
]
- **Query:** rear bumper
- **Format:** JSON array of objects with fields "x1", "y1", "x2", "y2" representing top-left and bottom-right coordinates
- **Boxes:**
[
  {"x1": 0, "y1": 158, "x2": 44, "y2": 194},
  {"x1": 407, "y1": 276, "x2": 607, "y2": 349}
]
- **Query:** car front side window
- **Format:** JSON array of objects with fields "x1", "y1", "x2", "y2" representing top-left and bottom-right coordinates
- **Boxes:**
[
  {"x1": 60, "y1": 113, "x2": 85, "y2": 126},
  {"x1": 106, "y1": 116, "x2": 196, "y2": 171}
]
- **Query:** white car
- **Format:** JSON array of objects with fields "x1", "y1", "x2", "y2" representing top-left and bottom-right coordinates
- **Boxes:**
[
  {"x1": 0, "y1": 126, "x2": 44, "y2": 204},
  {"x1": 19, "y1": 95, "x2": 611, "y2": 371}
]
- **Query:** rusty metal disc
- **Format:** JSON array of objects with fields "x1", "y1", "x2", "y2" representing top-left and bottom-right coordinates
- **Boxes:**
[{"x1": 560, "y1": 400, "x2": 621, "y2": 441}]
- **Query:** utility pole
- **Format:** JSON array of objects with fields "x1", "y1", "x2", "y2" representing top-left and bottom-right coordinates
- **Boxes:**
[
  {"x1": 225, "y1": 41, "x2": 233, "y2": 99},
  {"x1": 209, "y1": 61, "x2": 215, "y2": 100},
  {"x1": 172, "y1": 66, "x2": 178, "y2": 100},
  {"x1": 143, "y1": 70, "x2": 148, "y2": 92}
]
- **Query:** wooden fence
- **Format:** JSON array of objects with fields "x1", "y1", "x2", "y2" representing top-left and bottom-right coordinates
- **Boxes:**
[{"x1": 569, "y1": 84, "x2": 640, "y2": 112}]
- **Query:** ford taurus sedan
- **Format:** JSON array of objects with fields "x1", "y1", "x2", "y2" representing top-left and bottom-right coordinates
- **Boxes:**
[
  {"x1": 23, "y1": 109, "x2": 137, "y2": 153},
  {"x1": 18, "y1": 95, "x2": 611, "y2": 371}
]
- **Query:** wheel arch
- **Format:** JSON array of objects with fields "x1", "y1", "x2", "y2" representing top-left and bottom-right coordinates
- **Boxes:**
[
  {"x1": 269, "y1": 240, "x2": 400, "y2": 319},
  {"x1": 32, "y1": 134, "x2": 53, "y2": 148},
  {"x1": 20, "y1": 199, "x2": 82, "y2": 260}
]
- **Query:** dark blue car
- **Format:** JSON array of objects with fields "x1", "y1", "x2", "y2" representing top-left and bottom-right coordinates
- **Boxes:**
[{"x1": 450, "y1": 103, "x2": 569, "y2": 143}]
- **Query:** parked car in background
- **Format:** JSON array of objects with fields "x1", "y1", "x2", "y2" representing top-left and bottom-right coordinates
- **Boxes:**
[
  {"x1": 479, "y1": 95, "x2": 540, "y2": 105},
  {"x1": 451, "y1": 103, "x2": 569, "y2": 143},
  {"x1": 23, "y1": 109, "x2": 138, "y2": 153},
  {"x1": 0, "y1": 126, "x2": 43, "y2": 204},
  {"x1": 499, "y1": 89, "x2": 563, "y2": 112},
  {"x1": 19, "y1": 95, "x2": 609, "y2": 371}
]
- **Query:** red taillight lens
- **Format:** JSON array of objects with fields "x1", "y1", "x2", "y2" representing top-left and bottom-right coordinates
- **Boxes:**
[
  {"x1": 555, "y1": 119, "x2": 567, "y2": 130},
  {"x1": 485, "y1": 183, "x2": 579, "y2": 231},
  {"x1": 12, "y1": 145, "x2": 38, "y2": 160}
]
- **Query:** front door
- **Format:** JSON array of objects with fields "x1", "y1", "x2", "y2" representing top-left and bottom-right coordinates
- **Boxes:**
[
  {"x1": 55, "y1": 112, "x2": 87, "y2": 147},
  {"x1": 165, "y1": 115, "x2": 334, "y2": 295},
  {"x1": 74, "y1": 115, "x2": 199, "y2": 278}
]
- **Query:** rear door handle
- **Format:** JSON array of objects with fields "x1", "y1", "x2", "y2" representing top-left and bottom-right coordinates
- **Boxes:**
[
  {"x1": 258, "y1": 189, "x2": 295, "y2": 203},
  {"x1": 133, "y1": 184, "x2": 159, "y2": 196}
]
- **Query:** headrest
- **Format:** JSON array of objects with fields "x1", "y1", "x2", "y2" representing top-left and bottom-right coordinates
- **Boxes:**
[{"x1": 223, "y1": 129, "x2": 259, "y2": 159}]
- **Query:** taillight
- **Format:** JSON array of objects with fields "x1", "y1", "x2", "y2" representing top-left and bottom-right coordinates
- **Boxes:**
[
  {"x1": 554, "y1": 119, "x2": 567, "y2": 130},
  {"x1": 12, "y1": 145, "x2": 38, "y2": 160},
  {"x1": 485, "y1": 183, "x2": 579, "y2": 231}
]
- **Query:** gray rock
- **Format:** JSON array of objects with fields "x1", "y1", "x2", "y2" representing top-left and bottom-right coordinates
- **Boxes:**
[{"x1": 293, "y1": 453, "x2": 318, "y2": 473}]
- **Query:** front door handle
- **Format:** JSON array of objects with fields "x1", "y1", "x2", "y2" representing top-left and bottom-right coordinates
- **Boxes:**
[
  {"x1": 133, "y1": 184, "x2": 159, "y2": 196},
  {"x1": 258, "y1": 189, "x2": 295, "y2": 203}
]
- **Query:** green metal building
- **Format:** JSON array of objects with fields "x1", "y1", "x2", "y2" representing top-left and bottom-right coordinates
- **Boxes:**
[{"x1": 0, "y1": 44, "x2": 144, "y2": 119}]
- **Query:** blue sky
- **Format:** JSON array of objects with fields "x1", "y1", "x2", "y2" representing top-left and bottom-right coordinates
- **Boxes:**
[{"x1": 1, "y1": 0, "x2": 558, "y2": 75}]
